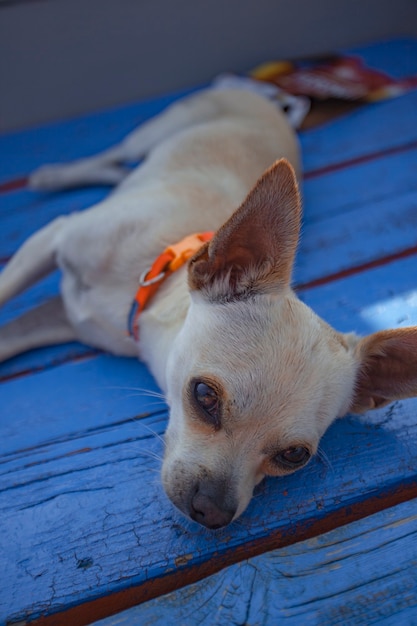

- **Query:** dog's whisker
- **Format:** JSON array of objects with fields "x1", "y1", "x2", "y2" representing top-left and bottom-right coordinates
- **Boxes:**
[
  {"x1": 136, "y1": 421, "x2": 166, "y2": 447},
  {"x1": 316, "y1": 447, "x2": 334, "y2": 473},
  {"x1": 122, "y1": 437, "x2": 164, "y2": 458},
  {"x1": 139, "y1": 390, "x2": 166, "y2": 401},
  {"x1": 232, "y1": 517, "x2": 251, "y2": 530},
  {"x1": 122, "y1": 393, "x2": 165, "y2": 403},
  {"x1": 135, "y1": 449, "x2": 164, "y2": 463},
  {"x1": 251, "y1": 491, "x2": 264, "y2": 500},
  {"x1": 116, "y1": 439, "x2": 163, "y2": 458},
  {"x1": 121, "y1": 447, "x2": 164, "y2": 469},
  {"x1": 121, "y1": 397, "x2": 167, "y2": 412},
  {"x1": 97, "y1": 385, "x2": 167, "y2": 401},
  {"x1": 125, "y1": 386, "x2": 167, "y2": 401},
  {"x1": 132, "y1": 391, "x2": 167, "y2": 402},
  {"x1": 140, "y1": 467, "x2": 161, "y2": 475}
]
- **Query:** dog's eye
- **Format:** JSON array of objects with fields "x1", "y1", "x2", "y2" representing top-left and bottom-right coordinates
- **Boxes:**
[
  {"x1": 193, "y1": 381, "x2": 220, "y2": 428},
  {"x1": 274, "y1": 446, "x2": 311, "y2": 469}
]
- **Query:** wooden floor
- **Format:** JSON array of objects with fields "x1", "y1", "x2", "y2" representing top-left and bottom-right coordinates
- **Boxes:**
[{"x1": 1, "y1": 38, "x2": 417, "y2": 626}]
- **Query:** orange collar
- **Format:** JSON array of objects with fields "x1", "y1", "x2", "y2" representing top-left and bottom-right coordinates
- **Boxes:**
[{"x1": 128, "y1": 231, "x2": 214, "y2": 340}]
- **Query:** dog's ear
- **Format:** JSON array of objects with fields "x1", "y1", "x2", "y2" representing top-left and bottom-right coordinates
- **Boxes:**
[
  {"x1": 349, "y1": 327, "x2": 417, "y2": 413},
  {"x1": 188, "y1": 159, "x2": 301, "y2": 301}
]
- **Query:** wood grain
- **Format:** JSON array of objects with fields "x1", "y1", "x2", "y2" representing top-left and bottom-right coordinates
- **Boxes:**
[{"x1": 92, "y1": 498, "x2": 417, "y2": 626}]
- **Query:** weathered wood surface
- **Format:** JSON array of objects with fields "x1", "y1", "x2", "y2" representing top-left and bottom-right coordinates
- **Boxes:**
[
  {"x1": 92, "y1": 497, "x2": 417, "y2": 626},
  {"x1": 1, "y1": 38, "x2": 417, "y2": 625}
]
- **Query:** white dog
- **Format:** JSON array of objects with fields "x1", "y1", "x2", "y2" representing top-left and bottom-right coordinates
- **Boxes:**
[{"x1": 1, "y1": 89, "x2": 416, "y2": 528}]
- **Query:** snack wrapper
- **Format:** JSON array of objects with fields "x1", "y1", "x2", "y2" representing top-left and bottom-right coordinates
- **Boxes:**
[
  {"x1": 214, "y1": 52, "x2": 417, "y2": 129},
  {"x1": 251, "y1": 53, "x2": 417, "y2": 103}
]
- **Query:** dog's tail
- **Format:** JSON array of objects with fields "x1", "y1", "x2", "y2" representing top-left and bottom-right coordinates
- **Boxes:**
[{"x1": 0, "y1": 216, "x2": 66, "y2": 308}]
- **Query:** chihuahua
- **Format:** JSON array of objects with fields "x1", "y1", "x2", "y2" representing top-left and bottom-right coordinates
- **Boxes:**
[{"x1": 1, "y1": 89, "x2": 416, "y2": 529}]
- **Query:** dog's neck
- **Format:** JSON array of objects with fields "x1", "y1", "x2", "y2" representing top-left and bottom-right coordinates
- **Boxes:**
[{"x1": 137, "y1": 268, "x2": 191, "y2": 393}]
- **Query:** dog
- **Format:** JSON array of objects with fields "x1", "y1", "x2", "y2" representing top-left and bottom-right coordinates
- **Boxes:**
[{"x1": 1, "y1": 88, "x2": 416, "y2": 529}]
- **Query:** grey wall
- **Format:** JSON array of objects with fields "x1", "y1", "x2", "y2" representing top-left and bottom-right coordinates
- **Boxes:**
[{"x1": 1, "y1": 0, "x2": 417, "y2": 132}]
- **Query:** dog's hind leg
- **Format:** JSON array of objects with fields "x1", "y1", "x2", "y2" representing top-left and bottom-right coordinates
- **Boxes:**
[
  {"x1": 0, "y1": 296, "x2": 77, "y2": 363},
  {"x1": 29, "y1": 90, "x2": 219, "y2": 192},
  {"x1": 0, "y1": 216, "x2": 66, "y2": 308}
]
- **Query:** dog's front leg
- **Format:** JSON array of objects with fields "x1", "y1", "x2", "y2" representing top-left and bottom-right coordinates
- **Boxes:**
[
  {"x1": 29, "y1": 89, "x2": 220, "y2": 192},
  {"x1": 29, "y1": 147, "x2": 130, "y2": 191}
]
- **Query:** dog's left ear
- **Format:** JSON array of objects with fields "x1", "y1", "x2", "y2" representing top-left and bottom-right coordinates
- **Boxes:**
[
  {"x1": 349, "y1": 327, "x2": 417, "y2": 413},
  {"x1": 189, "y1": 159, "x2": 301, "y2": 300}
]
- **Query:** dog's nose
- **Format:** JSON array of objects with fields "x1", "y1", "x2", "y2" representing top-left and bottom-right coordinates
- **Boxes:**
[{"x1": 190, "y1": 488, "x2": 236, "y2": 529}]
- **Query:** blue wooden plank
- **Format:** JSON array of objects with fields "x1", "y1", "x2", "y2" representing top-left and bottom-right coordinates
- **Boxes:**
[
  {"x1": 303, "y1": 145, "x2": 417, "y2": 223},
  {"x1": 1, "y1": 254, "x2": 417, "y2": 624},
  {"x1": 0, "y1": 342, "x2": 96, "y2": 382},
  {"x1": 299, "y1": 253, "x2": 417, "y2": 336},
  {"x1": 0, "y1": 409, "x2": 168, "y2": 509},
  {"x1": 296, "y1": 189, "x2": 417, "y2": 286},
  {"x1": 301, "y1": 90, "x2": 417, "y2": 172},
  {"x1": 91, "y1": 497, "x2": 417, "y2": 626},
  {"x1": 0, "y1": 353, "x2": 164, "y2": 455}
]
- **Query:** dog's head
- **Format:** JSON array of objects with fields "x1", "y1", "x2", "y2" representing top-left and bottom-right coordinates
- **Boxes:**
[{"x1": 162, "y1": 159, "x2": 417, "y2": 529}]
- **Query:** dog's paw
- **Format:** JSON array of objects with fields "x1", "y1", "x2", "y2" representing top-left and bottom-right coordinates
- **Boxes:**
[{"x1": 29, "y1": 164, "x2": 72, "y2": 191}]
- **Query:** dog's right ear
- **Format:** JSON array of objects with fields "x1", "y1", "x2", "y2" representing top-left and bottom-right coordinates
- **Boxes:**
[{"x1": 188, "y1": 159, "x2": 301, "y2": 301}]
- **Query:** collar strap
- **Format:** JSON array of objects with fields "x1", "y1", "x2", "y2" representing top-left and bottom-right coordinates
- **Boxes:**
[{"x1": 128, "y1": 231, "x2": 214, "y2": 340}]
